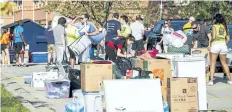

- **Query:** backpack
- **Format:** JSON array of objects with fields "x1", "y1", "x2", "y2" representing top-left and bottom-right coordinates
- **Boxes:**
[{"x1": 152, "y1": 20, "x2": 165, "y2": 34}]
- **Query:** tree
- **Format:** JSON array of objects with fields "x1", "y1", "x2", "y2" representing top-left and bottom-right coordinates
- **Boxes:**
[
  {"x1": 45, "y1": 1, "x2": 142, "y2": 27},
  {"x1": 0, "y1": 1, "x2": 17, "y2": 16},
  {"x1": 165, "y1": 1, "x2": 232, "y2": 24}
]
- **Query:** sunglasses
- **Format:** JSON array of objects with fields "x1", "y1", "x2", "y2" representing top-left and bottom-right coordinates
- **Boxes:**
[
  {"x1": 192, "y1": 27, "x2": 197, "y2": 29},
  {"x1": 165, "y1": 22, "x2": 168, "y2": 24}
]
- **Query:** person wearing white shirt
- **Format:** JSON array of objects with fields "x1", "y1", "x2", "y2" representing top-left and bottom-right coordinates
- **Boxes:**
[
  {"x1": 130, "y1": 15, "x2": 145, "y2": 56},
  {"x1": 159, "y1": 20, "x2": 174, "y2": 53}
]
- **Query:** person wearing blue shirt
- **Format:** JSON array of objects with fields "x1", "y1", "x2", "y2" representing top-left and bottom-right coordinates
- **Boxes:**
[
  {"x1": 74, "y1": 14, "x2": 99, "y2": 64},
  {"x1": 13, "y1": 20, "x2": 27, "y2": 67}
]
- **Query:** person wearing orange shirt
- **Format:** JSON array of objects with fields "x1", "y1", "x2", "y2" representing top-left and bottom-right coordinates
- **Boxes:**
[{"x1": 1, "y1": 28, "x2": 11, "y2": 65}]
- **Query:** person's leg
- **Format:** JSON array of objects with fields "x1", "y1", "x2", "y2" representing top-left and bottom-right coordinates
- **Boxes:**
[
  {"x1": 55, "y1": 46, "x2": 64, "y2": 63},
  {"x1": 105, "y1": 46, "x2": 116, "y2": 62},
  {"x1": 81, "y1": 45, "x2": 90, "y2": 63},
  {"x1": 131, "y1": 41, "x2": 138, "y2": 56},
  {"x1": 4, "y1": 48, "x2": 10, "y2": 64},
  {"x1": 14, "y1": 43, "x2": 20, "y2": 65},
  {"x1": 209, "y1": 52, "x2": 218, "y2": 85},
  {"x1": 20, "y1": 42, "x2": 25, "y2": 65},
  {"x1": 163, "y1": 45, "x2": 168, "y2": 53},
  {"x1": 6, "y1": 44, "x2": 10, "y2": 64},
  {"x1": 219, "y1": 54, "x2": 232, "y2": 82},
  {"x1": 47, "y1": 45, "x2": 51, "y2": 65}
]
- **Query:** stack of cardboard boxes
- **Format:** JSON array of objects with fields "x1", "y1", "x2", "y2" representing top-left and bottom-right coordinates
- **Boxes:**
[{"x1": 79, "y1": 50, "x2": 210, "y2": 111}]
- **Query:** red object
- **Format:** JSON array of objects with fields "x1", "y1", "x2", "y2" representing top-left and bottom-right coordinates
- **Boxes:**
[
  {"x1": 139, "y1": 50, "x2": 159, "y2": 58},
  {"x1": 126, "y1": 70, "x2": 133, "y2": 79},
  {"x1": 173, "y1": 32, "x2": 184, "y2": 39},
  {"x1": 20, "y1": 50, "x2": 25, "y2": 54},
  {"x1": 92, "y1": 61, "x2": 112, "y2": 64}
]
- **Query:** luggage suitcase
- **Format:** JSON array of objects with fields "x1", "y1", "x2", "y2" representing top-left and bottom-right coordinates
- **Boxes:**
[
  {"x1": 69, "y1": 35, "x2": 92, "y2": 56},
  {"x1": 44, "y1": 79, "x2": 70, "y2": 99},
  {"x1": 32, "y1": 72, "x2": 58, "y2": 87}
]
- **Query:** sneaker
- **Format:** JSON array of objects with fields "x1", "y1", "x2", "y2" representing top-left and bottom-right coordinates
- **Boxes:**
[
  {"x1": 207, "y1": 81, "x2": 214, "y2": 86},
  {"x1": 228, "y1": 81, "x2": 232, "y2": 85},
  {"x1": 223, "y1": 73, "x2": 228, "y2": 79},
  {"x1": 47, "y1": 63, "x2": 51, "y2": 66}
]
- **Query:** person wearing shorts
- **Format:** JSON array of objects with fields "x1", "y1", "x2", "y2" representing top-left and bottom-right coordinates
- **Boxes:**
[
  {"x1": 45, "y1": 21, "x2": 56, "y2": 66},
  {"x1": 130, "y1": 15, "x2": 145, "y2": 56},
  {"x1": 1, "y1": 28, "x2": 11, "y2": 65},
  {"x1": 208, "y1": 14, "x2": 232, "y2": 86},
  {"x1": 13, "y1": 20, "x2": 27, "y2": 67}
]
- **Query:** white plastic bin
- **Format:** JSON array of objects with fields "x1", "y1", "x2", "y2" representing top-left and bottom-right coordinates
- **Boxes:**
[{"x1": 173, "y1": 57, "x2": 207, "y2": 110}]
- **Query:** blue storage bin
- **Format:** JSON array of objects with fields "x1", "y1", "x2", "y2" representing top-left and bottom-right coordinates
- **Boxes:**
[{"x1": 32, "y1": 52, "x2": 48, "y2": 63}]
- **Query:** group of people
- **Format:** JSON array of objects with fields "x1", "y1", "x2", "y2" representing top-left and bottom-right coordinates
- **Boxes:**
[
  {"x1": 46, "y1": 13, "x2": 148, "y2": 69},
  {"x1": 1, "y1": 20, "x2": 27, "y2": 67},
  {"x1": 1, "y1": 12, "x2": 231, "y2": 85}
]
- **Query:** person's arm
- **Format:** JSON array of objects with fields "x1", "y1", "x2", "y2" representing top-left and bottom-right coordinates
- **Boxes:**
[
  {"x1": 117, "y1": 22, "x2": 122, "y2": 36},
  {"x1": 226, "y1": 30, "x2": 230, "y2": 44},
  {"x1": 61, "y1": 27, "x2": 66, "y2": 47},
  {"x1": 19, "y1": 28, "x2": 27, "y2": 45},
  {"x1": 117, "y1": 48, "x2": 126, "y2": 57},
  {"x1": 87, "y1": 23, "x2": 99, "y2": 36},
  {"x1": 205, "y1": 26, "x2": 212, "y2": 47}
]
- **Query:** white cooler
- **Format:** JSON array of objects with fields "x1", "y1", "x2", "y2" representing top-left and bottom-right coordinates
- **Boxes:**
[
  {"x1": 173, "y1": 57, "x2": 207, "y2": 110},
  {"x1": 156, "y1": 53, "x2": 185, "y2": 77},
  {"x1": 83, "y1": 92, "x2": 102, "y2": 112}
]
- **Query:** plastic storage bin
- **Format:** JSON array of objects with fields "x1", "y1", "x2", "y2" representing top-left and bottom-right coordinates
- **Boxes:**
[
  {"x1": 31, "y1": 52, "x2": 48, "y2": 63},
  {"x1": 44, "y1": 79, "x2": 70, "y2": 99}
]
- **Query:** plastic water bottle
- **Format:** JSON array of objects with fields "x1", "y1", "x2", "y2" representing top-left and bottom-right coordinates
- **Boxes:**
[{"x1": 163, "y1": 101, "x2": 169, "y2": 112}]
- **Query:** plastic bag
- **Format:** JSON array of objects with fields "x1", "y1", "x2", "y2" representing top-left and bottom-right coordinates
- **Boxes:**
[
  {"x1": 65, "y1": 90, "x2": 85, "y2": 112},
  {"x1": 68, "y1": 69, "x2": 81, "y2": 97},
  {"x1": 171, "y1": 30, "x2": 187, "y2": 48},
  {"x1": 156, "y1": 44, "x2": 162, "y2": 53}
]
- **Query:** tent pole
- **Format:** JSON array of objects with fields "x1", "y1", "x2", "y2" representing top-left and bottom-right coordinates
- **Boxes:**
[{"x1": 22, "y1": 0, "x2": 24, "y2": 20}]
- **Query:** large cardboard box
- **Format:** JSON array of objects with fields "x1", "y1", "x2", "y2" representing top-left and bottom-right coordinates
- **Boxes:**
[
  {"x1": 191, "y1": 48, "x2": 209, "y2": 65},
  {"x1": 168, "y1": 78, "x2": 198, "y2": 112},
  {"x1": 143, "y1": 58, "x2": 172, "y2": 86},
  {"x1": 81, "y1": 63, "x2": 113, "y2": 92}
]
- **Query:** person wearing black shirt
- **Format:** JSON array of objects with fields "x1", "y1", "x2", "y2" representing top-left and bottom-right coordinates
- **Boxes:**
[{"x1": 105, "y1": 35, "x2": 135, "y2": 62}]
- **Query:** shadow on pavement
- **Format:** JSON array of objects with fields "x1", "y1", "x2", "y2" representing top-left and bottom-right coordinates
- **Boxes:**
[{"x1": 214, "y1": 76, "x2": 228, "y2": 84}]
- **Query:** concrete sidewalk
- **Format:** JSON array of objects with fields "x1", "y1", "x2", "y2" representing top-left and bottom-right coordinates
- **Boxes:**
[{"x1": 1, "y1": 64, "x2": 232, "y2": 112}]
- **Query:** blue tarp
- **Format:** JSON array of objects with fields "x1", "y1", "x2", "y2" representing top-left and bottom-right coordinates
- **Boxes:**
[{"x1": 1, "y1": 19, "x2": 47, "y2": 52}]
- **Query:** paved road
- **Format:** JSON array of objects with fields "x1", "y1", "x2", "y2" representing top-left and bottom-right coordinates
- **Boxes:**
[{"x1": 1, "y1": 64, "x2": 232, "y2": 112}]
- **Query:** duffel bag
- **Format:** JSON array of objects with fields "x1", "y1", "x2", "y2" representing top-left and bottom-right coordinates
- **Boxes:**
[
  {"x1": 68, "y1": 69, "x2": 81, "y2": 97},
  {"x1": 168, "y1": 45, "x2": 190, "y2": 54}
]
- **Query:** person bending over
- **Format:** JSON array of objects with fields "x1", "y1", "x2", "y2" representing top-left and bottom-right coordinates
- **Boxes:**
[{"x1": 105, "y1": 34, "x2": 135, "y2": 62}]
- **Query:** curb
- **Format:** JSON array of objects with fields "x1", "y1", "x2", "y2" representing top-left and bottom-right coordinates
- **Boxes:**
[{"x1": 1, "y1": 74, "x2": 57, "y2": 112}]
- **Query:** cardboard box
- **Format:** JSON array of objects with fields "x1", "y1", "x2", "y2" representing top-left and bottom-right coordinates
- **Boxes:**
[
  {"x1": 81, "y1": 63, "x2": 113, "y2": 92},
  {"x1": 191, "y1": 48, "x2": 209, "y2": 65},
  {"x1": 168, "y1": 78, "x2": 198, "y2": 112},
  {"x1": 24, "y1": 51, "x2": 29, "y2": 57},
  {"x1": 143, "y1": 58, "x2": 172, "y2": 86}
]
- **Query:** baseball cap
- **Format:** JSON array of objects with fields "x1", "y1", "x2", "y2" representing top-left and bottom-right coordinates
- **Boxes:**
[
  {"x1": 189, "y1": 16, "x2": 195, "y2": 21},
  {"x1": 77, "y1": 14, "x2": 89, "y2": 19}
]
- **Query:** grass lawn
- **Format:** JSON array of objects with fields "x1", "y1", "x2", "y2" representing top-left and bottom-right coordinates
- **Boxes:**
[{"x1": 1, "y1": 84, "x2": 31, "y2": 112}]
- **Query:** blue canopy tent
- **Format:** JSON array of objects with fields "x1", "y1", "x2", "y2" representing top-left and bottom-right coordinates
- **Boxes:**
[{"x1": 1, "y1": 19, "x2": 47, "y2": 53}]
